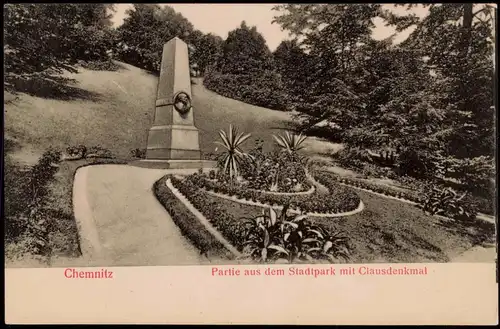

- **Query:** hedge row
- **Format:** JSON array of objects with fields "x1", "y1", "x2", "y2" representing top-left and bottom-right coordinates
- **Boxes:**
[
  {"x1": 185, "y1": 172, "x2": 361, "y2": 215},
  {"x1": 153, "y1": 176, "x2": 238, "y2": 259},
  {"x1": 326, "y1": 173, "x2": 424, "y2": 203}
]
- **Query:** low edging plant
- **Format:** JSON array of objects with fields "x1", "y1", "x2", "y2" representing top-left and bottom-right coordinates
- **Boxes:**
[
  {"x1": 323, "y1": 172, "x2": 423, "y2": 203},
  {"x1": 153, "y1": 176, "x2": 238, "y2": 259},
  {"x1": 183, "y1": 171, "x2": 361, "y2": 215}
]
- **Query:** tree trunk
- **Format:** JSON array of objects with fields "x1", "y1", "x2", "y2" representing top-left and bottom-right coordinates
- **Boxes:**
[{"x1": 460, "y1": 3, "x2": 473, "y2": 57}]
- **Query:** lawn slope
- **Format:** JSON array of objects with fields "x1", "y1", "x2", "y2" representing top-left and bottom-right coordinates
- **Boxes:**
[{"x1": 4, "y1": 62, "x2": 301, "y2": 163}]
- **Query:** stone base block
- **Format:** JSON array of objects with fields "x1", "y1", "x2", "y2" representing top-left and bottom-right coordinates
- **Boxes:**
[
  {"x1": 145, "y1": 125, "x2": 201, "y2": 160},
  {"x1": 129, "y1": 159, "x2": 217, "y2": 170}
]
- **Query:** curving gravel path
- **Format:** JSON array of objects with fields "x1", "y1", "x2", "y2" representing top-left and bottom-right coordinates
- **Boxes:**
[{"x1": 73, "y1": 164, "x2": 211, "y2": 266}]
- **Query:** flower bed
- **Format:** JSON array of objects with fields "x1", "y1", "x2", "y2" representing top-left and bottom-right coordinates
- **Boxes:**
[
  {"x1": 183, "y1": 171, "x2": 361, "y2": 215},
  {"x1": 206, "y1": 177, "x2": 315, "y2": 196},
  {"x1": 164, "y1": 175, "x2": 356, "y2": 263},
  {"x1": 246, "y1": 184, "x2": 315, "y2": 196}
]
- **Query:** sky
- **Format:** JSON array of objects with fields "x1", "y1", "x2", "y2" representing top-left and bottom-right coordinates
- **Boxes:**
[{"x1": 111, "y1": 4, "x2": 431, "y2": 51}]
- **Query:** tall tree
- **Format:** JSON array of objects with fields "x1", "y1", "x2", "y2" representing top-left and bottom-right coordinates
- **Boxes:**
[
  {"x1": 272, "y1": 4, "x2": 386, "y2": 130},
  {"x1": 388, "y1": 4, "x2": 495, "y2": 160},
  {"x1": 204, "y1": 21, "x2": 287, "y2": 111},
  {"x1": 116, "y1": 4, "x2": 194, "y2": 72},
  {"x1": 189, "y1": 32, "x2": 223, "y2": 76},
  {"x1": 273, "y1": 39, "x2": 311, "y2": 100},
  {"x1": 4, "y1": 3, "x2": 117, "y2": 90},
  {"x1": 215, "y1": 21, "x2": 273, "y2": 74}
]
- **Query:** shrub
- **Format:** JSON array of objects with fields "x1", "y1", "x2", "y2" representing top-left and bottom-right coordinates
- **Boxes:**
[
  {"x1": 303, "y1": 125, "x2": 343, "y2": 143},
  {"x1": 86, "y1": 145, "x2": 113, "y2": 158},
  {"x1": 66, "y1": 144, "x2": 88, "y2": 159},
  {"x1": 442, "y1": 156, "x2": 495, "y2": 198},
  {"x1": 332, "y1": 147, "x2": 374, "y2": 171},
  {"x1": 203, "y1": 70, "x2": 291, "y2": 111},
  {"x1": 215, "y1": 124, "x2": 253, "y2": 180},
  {"x1": 418, "y1": 187, "x2": 478, "y2": 222},
  {"x1": 395, "y1": 148, "x2": 440, "y2": 179},
  {"x1": 239, "y1": 142, "x2": 309, "y2": 193},
  {"x1": 130, "y1": 148, "x2": 146, "y2": 159},
  {"x1": 272, "y1": 131, "x2": 307, "y2": 154},
  {"x1": 240, "y1": 207, "x2": 350, "y2": 263},
  {"x1": 66, "y1": 144, "x2": 113, "y2": 160}
]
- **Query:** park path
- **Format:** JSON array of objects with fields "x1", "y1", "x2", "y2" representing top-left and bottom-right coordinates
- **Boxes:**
[
  {"x1": 73, "y1": 164, "x2": 211, "y2": 266},
  {"x1": 450, "y1": 244, "x2": 497, "y2": 263}
]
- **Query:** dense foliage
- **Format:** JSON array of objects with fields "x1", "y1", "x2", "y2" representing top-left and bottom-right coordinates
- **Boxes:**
[
  {"x1": 241, "y1": 207, "x2": 350, "y2": 263},
  {"x1": 5, "y1": 149, "x2": 63, "y2": 260},
  {"x1": 202, "y1": 5, "x2": 495, "y2": 207},
  {"x1": 203, "y1": 21, "x2": 289, "y2": 111},
  {"x1": 269, "y1": 4, "x2": 495, "y2": 203},
  {"x1": 4, "y1": 4, "x2": 224, "y2": 93},
  {"x1": 4, "y1": 4, "x2": 117, "y2": 91}
]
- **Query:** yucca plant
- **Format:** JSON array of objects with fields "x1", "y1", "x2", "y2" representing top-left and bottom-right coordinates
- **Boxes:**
[
  {"x1": 239, "y1": 206, "x2": 351, "y2": 264},
  {"x1": 215, "y1": 124, "x2": 253, "y2": 181},
  {"x1": 273, "y1": 131, "x2": 307, "y2": 154},
  {"x1": 240, "y1": 207, "x2": 290, "y2": 263},
  {"x1": 300, "y1": 225, "x2": 350, "y2": 263}
]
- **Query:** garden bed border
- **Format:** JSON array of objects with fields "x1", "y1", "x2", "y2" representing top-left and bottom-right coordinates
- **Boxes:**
[{"x1": 165, "y1": 178, "x2": 242, "y2": 258}]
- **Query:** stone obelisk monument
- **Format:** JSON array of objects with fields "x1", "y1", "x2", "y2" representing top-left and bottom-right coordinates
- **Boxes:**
[{"x1": 134, "y1": 37, "x2": 215, "y2": 169}]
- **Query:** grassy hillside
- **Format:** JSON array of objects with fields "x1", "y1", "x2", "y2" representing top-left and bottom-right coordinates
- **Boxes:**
[{"x1": 5, "y1": 62, "x2": 319, "y2": 163}]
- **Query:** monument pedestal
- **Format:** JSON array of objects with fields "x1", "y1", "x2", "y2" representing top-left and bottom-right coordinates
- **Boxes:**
[
  {"x1": 129, "y1": 37, "x2": 216, "y2": 171},
  {"x1": 145, "y1": 124, "x2": 201, "y2": 160}
]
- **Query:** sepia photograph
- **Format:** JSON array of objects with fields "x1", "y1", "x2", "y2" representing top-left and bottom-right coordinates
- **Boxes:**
[
  {"x1": 3, "y1": 3, "x2": 498, "y2": 324},
  {"x1": 4, "y1": 2, "x2": 497, "y2": 268}
]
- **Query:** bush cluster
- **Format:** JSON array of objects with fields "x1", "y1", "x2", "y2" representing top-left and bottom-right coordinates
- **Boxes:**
[
  {"x1": 203, "y1": 70, "x2": 291, "y2": 111},
  {"x1": 418, "y1": 187, "x2": 479, "y2": 222},
  {"x1": 238, "y1": 149, "x2": 310, "y2": 193},
  {"x1": 4, "y1": 148, "x2": 63, "y2": 259},
  {"x1": 65, "y1": 144, "x2": 114, "y2": 160},
  {"x1": 241, "y1": 207, "x2": 351, "y2": 264}
]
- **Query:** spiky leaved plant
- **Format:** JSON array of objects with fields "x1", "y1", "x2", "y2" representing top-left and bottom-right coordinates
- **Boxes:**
[
  {"x1": 273, "y1": 131, "x2": 307, "y2": 154},
  {"x1": 239, "y1": 206, "x2": 351, "y2": 264},
  {"x1": 215, "y1": 124, "x2": 253, "y2": 181}
]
